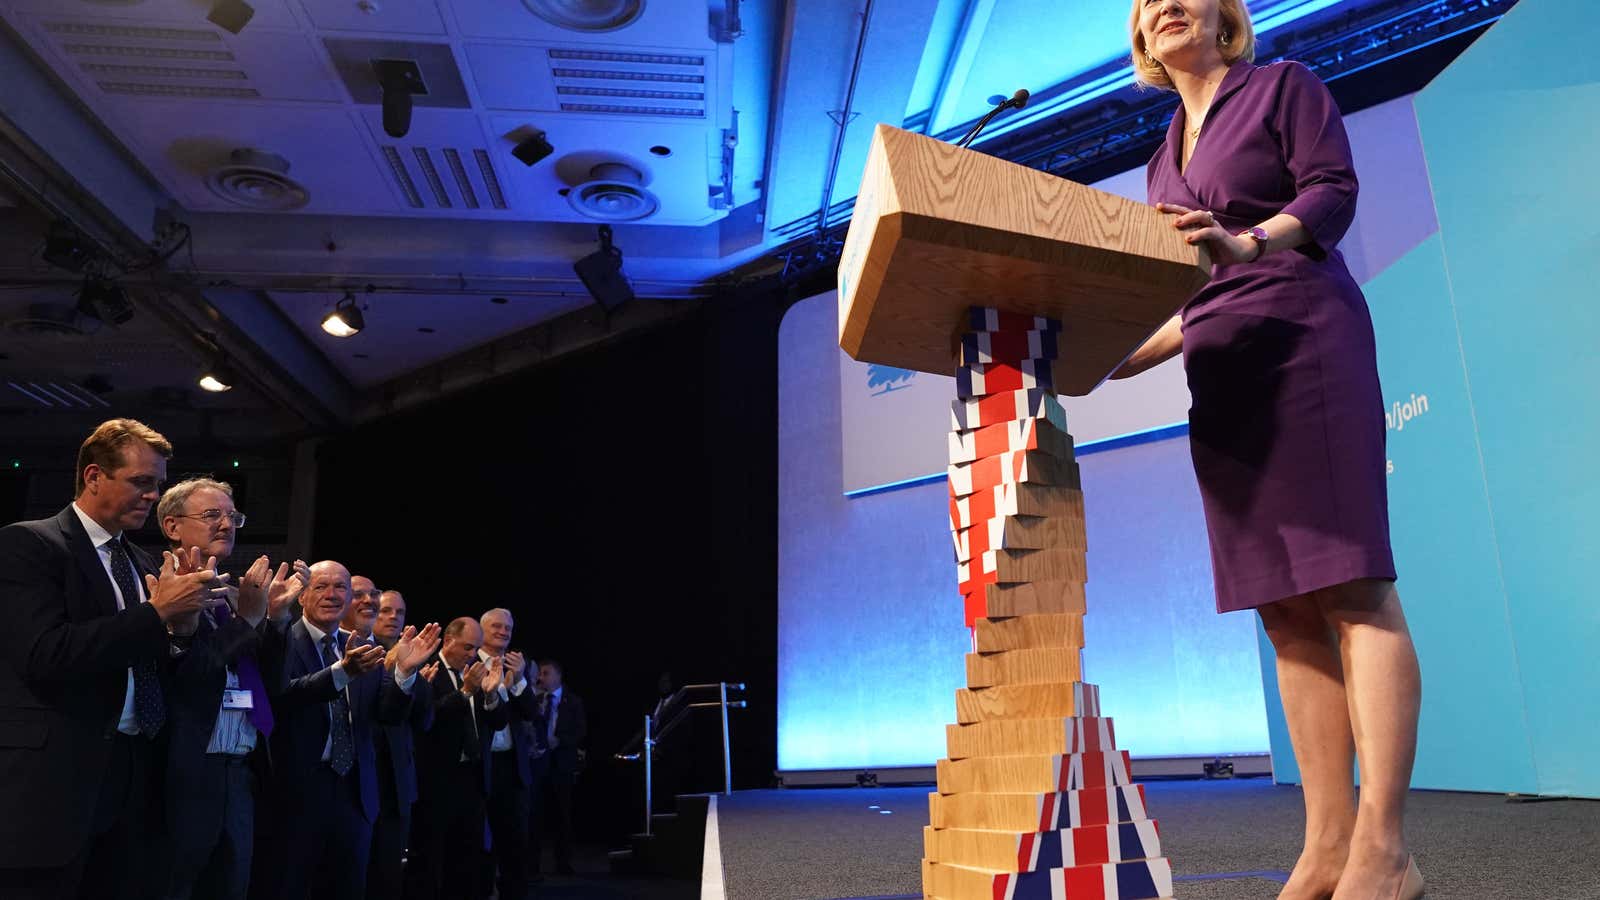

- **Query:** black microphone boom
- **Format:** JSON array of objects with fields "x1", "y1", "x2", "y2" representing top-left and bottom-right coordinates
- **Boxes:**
[{"x1": 955, "y1": 88, "x2": 1031, "y2": 149}]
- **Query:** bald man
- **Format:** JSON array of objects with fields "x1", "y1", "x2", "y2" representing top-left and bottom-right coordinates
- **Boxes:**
[{"x1": 261, "y1": 561, "x2": 433, "y2": 900}]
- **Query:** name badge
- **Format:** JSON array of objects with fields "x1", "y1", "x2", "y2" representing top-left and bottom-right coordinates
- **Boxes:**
[{"x1": 222, "y1": 689, "x2": 255, "y2": 710}]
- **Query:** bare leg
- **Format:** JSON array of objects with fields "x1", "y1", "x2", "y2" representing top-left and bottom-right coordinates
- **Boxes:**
[
  {"x1": 1258, "y1": 593, "x2": 1357, "y2": 900},
  {"x1": 1317, "y1": 579, "x2": 1422, "y2": 900}
]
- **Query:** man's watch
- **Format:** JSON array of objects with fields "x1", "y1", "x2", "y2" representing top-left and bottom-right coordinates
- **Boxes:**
[{"x1": 1239, "y1": 226, "x2": 1269, "y2": 261}]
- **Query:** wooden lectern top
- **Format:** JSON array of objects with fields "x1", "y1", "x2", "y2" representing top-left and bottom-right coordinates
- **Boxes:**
[{"x1": 837, "y1": 124, "x2": 1210, "y2": 396}]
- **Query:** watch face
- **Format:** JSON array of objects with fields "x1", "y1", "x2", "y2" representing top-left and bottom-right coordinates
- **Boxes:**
[{"x1": 1248, "y1": 226, "x2": 1270, "y2": 241}]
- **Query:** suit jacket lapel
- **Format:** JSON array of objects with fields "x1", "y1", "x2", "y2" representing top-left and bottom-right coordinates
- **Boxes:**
[
  {"x1": 56, "y1": 506, "x2": 118, "y2": 616},
  {"x1": 290, "y1": 619, "x2": 323, "y2": 678}
]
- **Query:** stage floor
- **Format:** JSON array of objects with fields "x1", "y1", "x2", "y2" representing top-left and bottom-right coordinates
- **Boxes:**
[{"x1": 712, "y1": 779, "x2": 1600, "y2": 900}]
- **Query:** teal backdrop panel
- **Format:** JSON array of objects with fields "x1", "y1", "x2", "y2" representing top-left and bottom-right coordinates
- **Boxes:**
[
  {"x1": 1258, "y1": 235, "x2": 1540, "y2": 793},
  {"x1": 1260, "y1": 0, "x2": 1600, "y2": 797},
  {"x1": 1413, "y1": 0, "x2": 1600, "y2": 797}
]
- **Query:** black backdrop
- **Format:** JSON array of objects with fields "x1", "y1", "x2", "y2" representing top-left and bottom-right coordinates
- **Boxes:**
[{"x1": 311, "y1": 288, "x2": 786, "y2": 845}]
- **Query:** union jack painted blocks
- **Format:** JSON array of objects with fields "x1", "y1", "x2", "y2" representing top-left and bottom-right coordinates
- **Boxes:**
[{"x1": 926, "y1": 308, "x2": 1172, "y2": 899}]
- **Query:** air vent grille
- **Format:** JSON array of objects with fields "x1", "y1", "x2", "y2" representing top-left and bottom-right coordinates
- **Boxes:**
[
  {"x1": 81, "y1": 63, "x2": 248, "y2": 80},
  {"x1": 99, "y1": 83, "x2": 260, "y2": 98},
  {"x1": 45, "y1": 22, "x2": 223, "y2": 42},
  {"x1": 381, "y1": 145, "x2": 510, "y2": 212},
  {"x1": 546, "y1": 47, "x2": 707, "y2": 118}
]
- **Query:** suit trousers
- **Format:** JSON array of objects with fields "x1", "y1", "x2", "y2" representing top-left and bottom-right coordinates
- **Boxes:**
[
  {"x1": 365, "y1": 800, "x2": 411, "y2": 900},
  {"x1": 526, "y1": 753, "x2": 575, "y2": 872},
  {"x1": 165, "y1": 755, "x2": 255, "y2": 900},
  {"x1": 0, "y1": 732, "x2": 158, "y2": 900},
  {"x1": 280, "y1": 765, "x2": 373, "y2": 900},
  {"x1": 405, "y1": 761, "x2": 486, "y2": 900},
  {"x1": 484, "y1": 751, "x2": 529, "y2": 899}
]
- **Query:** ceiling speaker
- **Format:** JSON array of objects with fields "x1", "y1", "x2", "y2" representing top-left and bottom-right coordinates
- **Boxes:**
[
  {"x1": 205, "y1": 148, "x2": 310, "y2": 210},
  {"x1": 522, "y1": 0, "x2": 645, "y2": 32},
  {"x1": 567, "y1": 162, "x2": 659, "y2": 221}
]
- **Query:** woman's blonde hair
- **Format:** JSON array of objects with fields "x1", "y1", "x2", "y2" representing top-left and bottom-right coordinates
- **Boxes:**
[{"x1": 1129, "y1": 0, "x2": 1256, "y2": 90}]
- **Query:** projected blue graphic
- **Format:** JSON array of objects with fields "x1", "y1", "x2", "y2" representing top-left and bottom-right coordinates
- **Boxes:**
[{"x1": 778, "y1": 295, "x2": 1268, "y2": 771}]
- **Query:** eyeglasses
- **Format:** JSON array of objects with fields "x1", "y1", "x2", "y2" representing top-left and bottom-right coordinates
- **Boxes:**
[{"x1": 173, "y1": 508, "x2": 246, "y2": 528}]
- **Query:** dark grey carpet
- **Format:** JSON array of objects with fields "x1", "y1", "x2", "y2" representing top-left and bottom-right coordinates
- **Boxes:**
[{"x1": 714, "y1": 780, "x2": 1600, "y2": 900}]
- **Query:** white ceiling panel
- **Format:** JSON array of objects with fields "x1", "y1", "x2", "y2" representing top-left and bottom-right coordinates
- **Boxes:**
[
  {"x1": 352, "y1": 106, "x2": 512, "y2": 214},
  {"x1": 19, "y1": 13, "x2": 343, "y2": 103},
  {"x1": 447, "y1": 0, "x2": 723, "y2": 50},
  {"x1": 298, "y1": 0, "x2": 447, "y2": 35},
  {"x1": 115, "y1": 101, "x2": 398, "y2": 214},
  {"x1": 268, "y1": 290, "x2": 594, "y2": 386},
  {"x1": 488, "y1": 113, "x2": 721, "y2": 226},
  {"x1": 5, "y1": 0, "x2": 304, "y2": 30}
]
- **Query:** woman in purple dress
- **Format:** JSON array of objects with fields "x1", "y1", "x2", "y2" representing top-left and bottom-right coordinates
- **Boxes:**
[{"x1": 1113, "y1": 1, "x2": 1425, "y2": 898}]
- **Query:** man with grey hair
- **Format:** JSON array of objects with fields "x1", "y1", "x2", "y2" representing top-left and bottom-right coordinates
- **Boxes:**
[
  {"x1": 478, "y1": 608, "x2": 539, "y2": 899},
  {"x1": 157, "y1": 477, "x2": 308, "y2": 900}
]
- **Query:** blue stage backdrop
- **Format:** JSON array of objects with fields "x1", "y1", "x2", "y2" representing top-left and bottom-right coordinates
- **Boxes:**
[
  {"x1": 779, "y1": 8, "x2": 1599, "y2": 793},
  {"x1": 778, "y1": 293, "x2": 1268, "y2": 772}
]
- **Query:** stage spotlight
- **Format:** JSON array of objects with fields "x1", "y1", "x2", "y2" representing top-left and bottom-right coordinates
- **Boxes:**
[
  {"x1": 573, "y1": 224, "x2": 634, "y2": 313},
  {"x1": 321, "y1": 293, "x2": 365, "y2": 337},
  {"x1": 373, "y1": 59, "x2": 426, "y2": 139},
  {"x1": 197, "y1": 362, "x2": 235, "y2": 393},
  {"x1": 76, "y1": 279, "x2": 134, "y2": 325},
  {"x1": 207, "y1": 0, "x2": 256, "y2": 35},
  {"x1": 512, "y1": 130, "x2": 554, "y2": 167}
]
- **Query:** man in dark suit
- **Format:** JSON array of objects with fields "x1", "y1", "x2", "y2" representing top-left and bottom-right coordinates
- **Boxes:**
[
  {"x1": 530, "y1": 659, "x2": 587, "y2": 877},
  {"x1": 409, "y1": 618, "x2": 507, "y2": 900},
  {"x1": 477, "y1": 608, "x2": 540, "y2": 900},
  {"x1": 0, "y1": 418, "x2": 225, "y2": 899},
  {"x1": 157, "y1": 477, "x2": 305, "y2": 900},
  {"x1": 265, "y1": 560, "x2": 433, "y2": 900},
  {"x1": 352, "y1": 588, "x2": 437, "y2": 900}
]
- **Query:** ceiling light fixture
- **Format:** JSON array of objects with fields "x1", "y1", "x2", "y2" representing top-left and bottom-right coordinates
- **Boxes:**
[
  {"x1": 207, "y1": 0, "x2": 256, "y2": 35},
  {"x1": 197, "y1": 368, "x2": 234, "y2": 392},
  {"x1": 321, "y1": 292, "x2": 366, "y2": 337}
]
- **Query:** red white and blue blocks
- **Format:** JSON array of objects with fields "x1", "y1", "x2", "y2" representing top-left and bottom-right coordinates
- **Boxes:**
[{"x1": 925, "y1": 308, "x2": 1172, "y2": 899}]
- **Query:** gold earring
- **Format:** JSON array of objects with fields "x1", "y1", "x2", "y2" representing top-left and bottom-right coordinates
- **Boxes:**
[{"x1": 1219, "y1": 31, "x2": 1230, "y2": 43}]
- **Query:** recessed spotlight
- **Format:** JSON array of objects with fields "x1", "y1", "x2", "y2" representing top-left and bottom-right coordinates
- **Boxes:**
[
  {"x1": 649, "y1": 145, "x2": 672, "y2": 157},
  {"x1": 353, "y1": 352, "x2": 370, "y2": 359},
  {"x1": 198, "y1": 361, "x2": 235, "y2": 392},
  {"x1": 491, "y1": 297, "x2": 508, "y2": 305},
  {"x1": 417, "y1": 326, "x2": 434, "y2": 333},
  {"x1": 322, "y1": 292, "x2": 365, "y2": 337}
]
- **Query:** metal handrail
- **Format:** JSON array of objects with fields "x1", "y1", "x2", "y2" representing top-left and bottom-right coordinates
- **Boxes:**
[{"x1": 612, "y1": 681, "x2": 747, "y2": 835}]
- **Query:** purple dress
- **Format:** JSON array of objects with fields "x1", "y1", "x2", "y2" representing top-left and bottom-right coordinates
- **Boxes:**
[{"x1": 1145, "y1": 61, "x2": 1396, "y2": 613}]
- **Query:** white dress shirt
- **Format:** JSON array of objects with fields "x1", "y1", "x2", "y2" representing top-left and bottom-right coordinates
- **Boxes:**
[
  {"x1": 71, "y1": 502, "x2": 146, "y2": 736},
  {"x1": 302, "y1": 619, "x2": 416, "y2": 762},
  {"x1": 478, "y1": 650, "x2": 527, "y2": 752}
]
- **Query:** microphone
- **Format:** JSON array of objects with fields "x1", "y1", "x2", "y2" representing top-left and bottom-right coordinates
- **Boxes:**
[{"x1": 955, "y1": 89, "x2": 1031, "y2": 149}]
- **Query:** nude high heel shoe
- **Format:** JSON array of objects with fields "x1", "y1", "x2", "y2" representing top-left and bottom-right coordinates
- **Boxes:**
[{"x1": 1396, "y1": 856, "x2": 1425, "y2": 900}]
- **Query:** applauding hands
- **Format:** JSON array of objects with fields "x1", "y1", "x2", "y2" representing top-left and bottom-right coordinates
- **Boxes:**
[
  {"x1": 384, "y1": 622, "x2": 442, "y2": 680},
  {"x1": 341, "y1": 631, "x2": 387, "y2": 677},
  {"x1": 145, "y1": 547, "x2": 229, "y2": 634}
]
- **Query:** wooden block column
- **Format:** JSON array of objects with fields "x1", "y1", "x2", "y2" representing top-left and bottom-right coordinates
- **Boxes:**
[{"x1": 923, "y1": 308, "x2": 1174, "y2": 900}]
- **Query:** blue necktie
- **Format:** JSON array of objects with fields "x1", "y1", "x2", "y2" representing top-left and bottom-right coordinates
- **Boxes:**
[
  {"x1": 320, "y1": 633, "x2": 355, "y2": 776},
  {"x1": 108, "y1": 539, "x2": 164, "y2": 737}
]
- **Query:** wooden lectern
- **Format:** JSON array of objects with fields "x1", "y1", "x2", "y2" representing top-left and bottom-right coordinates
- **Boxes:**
[{"x1": 837, "y1": 124, "x2": 1209, "y2": 900}]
